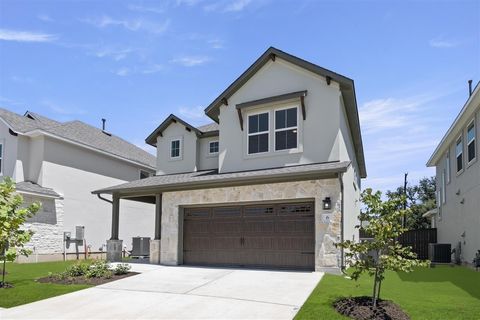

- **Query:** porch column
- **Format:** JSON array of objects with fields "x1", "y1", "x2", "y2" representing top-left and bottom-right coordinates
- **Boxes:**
[
  {"x1": 106, "y1": 194, "x2": 123, "y2": 262},
  {"x1": 150, "y1": 194, "x2": 162, "y2": 264}
]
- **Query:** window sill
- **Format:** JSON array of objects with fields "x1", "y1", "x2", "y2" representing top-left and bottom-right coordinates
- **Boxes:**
[
  {"x1": 244, "y1": 146, "x2": 303, "y2": 160},
  {"x1": 169, "y1": 156, "x2": 183, "y2": 162},
  {"x1": 466, "y1": 156, "x2": 477, "y2": 168},
  {"x1": 206, "y1": 153, "x2": 219, "y2": 158}
]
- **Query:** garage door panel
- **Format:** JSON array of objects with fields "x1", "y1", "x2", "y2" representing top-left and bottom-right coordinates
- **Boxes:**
[{"x1": 183, "y1": 202, "x2": 315, "y2": 270}]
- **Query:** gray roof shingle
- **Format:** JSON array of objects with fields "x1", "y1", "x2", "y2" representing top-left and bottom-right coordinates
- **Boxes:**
[
  {"x1": 93, "y1": 161, "x2": 350, "y2": 194},
  {"x1": 0, "y1": 108, "x2": 156, "y2": 169},
  {"x1": 16, "y1": 181, "x2": 61, "y2": 198},
  {"x1": 197, "y1": 122, "x2": 218, "y2": 132}
]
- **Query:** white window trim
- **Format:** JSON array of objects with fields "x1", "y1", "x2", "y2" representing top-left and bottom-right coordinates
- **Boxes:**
[
  {"x1": 441, "y1": 170, "x2": 446, "y2": 205},
  {"x1": 169, "y1": 137, "x2": 182, "y2": 160},
  {"x1": 455, "y1": 135, "x2": 463, "y2": 175},
  {"x1": 445, "y1": 151, "x2": 451, "y2": 184},
  {"x1": 273, "y1": 106, "x2": 299, "y2": 152},
  {"x1": 208, "y1": 140, "x2": 219, "y2": 155},
  {"x1": 436, "y1": 190, "x2": 442, "y2": 218},
  {"x1": 466, "y1": 118, "x2": 476, "y2": 166},
  {"x1": 0, "y1": 141, "x2": 3, "y2": 176},
  {"x1": 247, "y1": 111, "x2": 270, "y2": 155}
]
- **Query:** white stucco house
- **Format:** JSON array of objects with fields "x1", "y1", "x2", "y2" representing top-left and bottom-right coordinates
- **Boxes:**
[
  {"x1": 427, "y1": 81, "x2": 480, "y2": 265},
  {"x1": 94, "y1": 47, "x2": 367, "y2": 273},
  {"x1": 0, "y1": 108, "x2": 156, "y2": 262}
]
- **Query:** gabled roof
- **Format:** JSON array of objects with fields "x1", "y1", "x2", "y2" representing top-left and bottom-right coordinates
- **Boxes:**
[
  {"x1": 0, "y1": 108, "x2": 156, "y2": 169},
  {"x1": 93, "y1": 161, "x2": 350, "y2": 195},
  {"x1": 145, "y1": 115, "x2": 219, "y2": 146},
  {"x1": 203, "y1": 47, "x2": 366, "y2": 178},
  {"x1": 16, "y1": 181, "x2": 61, "y2": 198}
]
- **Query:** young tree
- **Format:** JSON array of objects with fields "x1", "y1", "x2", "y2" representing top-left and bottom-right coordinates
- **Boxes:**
[
  {"x1": 337, "y1": 188, "x2": 429, "y2": 307},
  {"x1": 0, "y1": 177, "x2": 40, "y2": 287}
]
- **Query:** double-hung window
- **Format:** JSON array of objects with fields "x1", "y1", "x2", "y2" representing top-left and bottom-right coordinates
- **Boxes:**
[
  {"x1": 275, "y1": 107, "x2": 298, "y2": 151},
  {"x1": 170, "y1": 139, "x2": 181, "y2": 159},
  {"x1": 456, "y1": 137, "x2": 463, "y2": 173},
  {"x1": 445, "y1": 151, "x2": 450, "y2": 183},
  {"x1": 209, "y1": 141, "x2": 219, "y2": 155},
  {"x1": 248, "y1": 112, "x2": 269, "y2": 154},
  {"x1": 467, "y1": 120, "x2": 476, "y2": 164}
]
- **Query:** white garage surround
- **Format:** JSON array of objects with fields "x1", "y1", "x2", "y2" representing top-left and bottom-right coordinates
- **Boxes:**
[{"x1": 160, "y1": 178, "x2": 342, "y2": 273}]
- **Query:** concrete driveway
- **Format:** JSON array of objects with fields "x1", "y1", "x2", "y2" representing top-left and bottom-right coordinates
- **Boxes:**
[{"x1": 1, "y1": 264, "x2": 323, "y2": 320}]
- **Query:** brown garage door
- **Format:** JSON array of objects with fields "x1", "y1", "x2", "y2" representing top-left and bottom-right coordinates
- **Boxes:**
[{"x1": 183, "y1": 202, "x2": 315, "y2": 270}]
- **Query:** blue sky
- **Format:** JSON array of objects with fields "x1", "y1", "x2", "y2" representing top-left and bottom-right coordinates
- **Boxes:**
[{"x1": 0, "y1": 0, "x2": 479, "y2": 192}]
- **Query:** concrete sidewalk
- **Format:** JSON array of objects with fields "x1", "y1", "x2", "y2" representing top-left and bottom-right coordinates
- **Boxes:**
[{"x1": 1, "y1": 264, "x2": 323, "y2": 319}]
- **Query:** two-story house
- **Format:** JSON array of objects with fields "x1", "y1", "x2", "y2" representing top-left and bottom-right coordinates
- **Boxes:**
[
  {"x1": 94, "y1": 47, "x2": 367, "y2": 273},
  {"x1": 427, "y1": 82, "x2": 479, "y2": 265},
  {"x1": 0, "y1": 108, "x2": 156, "y2": 262}
]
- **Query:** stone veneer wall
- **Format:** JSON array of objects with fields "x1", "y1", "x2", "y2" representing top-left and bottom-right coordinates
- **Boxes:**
[
  {"x1": 19, "y1": 196, "x2": 64, "y2": 262},
  {"x1": 160, "y1": 178, "x2": 342, "y2": 272}
]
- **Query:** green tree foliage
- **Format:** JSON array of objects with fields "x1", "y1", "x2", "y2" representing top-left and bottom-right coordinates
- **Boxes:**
[
  {"x1": 0, "y1": 177, "x2": 40, "y2": 287},
  {"x1": 386, "y1": 176, "x2": 436, "y2": 230},
  {"x1": 337, "y1": 188, "x2": 430, "y2": 307}
]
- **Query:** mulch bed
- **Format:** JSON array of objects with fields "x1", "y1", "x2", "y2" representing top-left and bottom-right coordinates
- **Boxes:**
[
  {"x1": 0, "y1": 282, "x2": 14, "y2": 289},
  {"x1": 37, "y1": 272, "x2": 139, "y2": 285},
  {"x1": 334, "y1": 296, "x2": 410, "y2": 320}
]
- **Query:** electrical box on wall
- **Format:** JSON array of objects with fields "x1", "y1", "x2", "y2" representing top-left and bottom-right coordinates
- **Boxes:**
[
  {"x1": 63, "y1": 232, "x2": 71, "y2": 241},
  {"x1": 75, "y1": 226, "x2": 85, "y2": 241}
]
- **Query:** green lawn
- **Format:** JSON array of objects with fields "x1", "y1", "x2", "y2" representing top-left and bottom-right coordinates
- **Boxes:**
[
  {"x1": 296, "y1": 266, "x2": 480, "y2": 320},
  {"x1": 0, "y1": 261, "x2": 91, "y2": 308}
]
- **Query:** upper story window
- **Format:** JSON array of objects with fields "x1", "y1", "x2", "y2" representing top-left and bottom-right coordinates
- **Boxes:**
[
  {"x1": 140, "y1": 170, "x2": 151, "y2": 179},
  {"x1": 0, "y1": 142, "x2": 3, "y2": 175},
  {"x1": 456, "y1": 137, "x2": 463, "y2": 173},
  {"x1": 445, "y1": 151, "x2": 450, "y2": 183},
  {"x1": 170, "y1": 139, "x2": 181, "y2": 159},
  {"x1": 209, "y1": 141, "x2": 219, "y2": 155},
  {"x1": 441, "y1": 170, "x2": 446, "y2": 204},
  {"x1": 467, "y1": 120, "x2": 476, "y2": 164},
  {"x1": 247, "y1": 112, "x2": 269, "y2": 154},
  {"x1": 275, "y1": 107, "x2": 298, "y2": 151}
]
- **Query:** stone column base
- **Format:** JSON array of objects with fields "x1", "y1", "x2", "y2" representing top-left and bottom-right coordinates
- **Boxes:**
[
  {"x1": 150, "y1": 239, "x2": 161, "y2": 264},
  {"x1": 106, "y1": 239, "x2": 123, "y2": 262}
]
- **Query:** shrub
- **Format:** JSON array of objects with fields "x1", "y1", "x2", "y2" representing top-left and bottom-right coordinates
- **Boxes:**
[
  {"x1": 85, "y1": 260, "x2": 112, "y2": 279},
  {"x1": 65, "y1": 263, "x2": 89, "y2": 277},
  {"x1": 113, "y1": 263, "x2": 131, "y2": 275}
]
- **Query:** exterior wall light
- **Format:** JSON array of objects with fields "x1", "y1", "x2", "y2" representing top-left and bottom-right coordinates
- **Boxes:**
[{"x1": 322, "y1": 197, "x2": 331, "y2": 210}]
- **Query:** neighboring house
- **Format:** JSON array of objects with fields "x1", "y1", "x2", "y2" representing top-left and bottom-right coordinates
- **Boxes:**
[
  {"x1": 94, "y1": 47, "x2": 367, "y2": 273},
  {"x1": 0, "y1": 108, "x2": 156, "y2": 262},
  {"x1": 427, "y1": 82, "x2": 480, "y2": 265}
]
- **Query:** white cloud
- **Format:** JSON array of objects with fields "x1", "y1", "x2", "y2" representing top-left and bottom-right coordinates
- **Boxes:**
[
  {"x1": 127, "y1": 4, "x2": 166, "y2": 14},
  {"x1": 208, "y1": 38, "x2": 224, "y2": 49},
  {"x1": 83, "y1": 16, "x2": 170, "y2": 34},
  {"x1": 179, "y1": 106, "x2": 205, "y2": 120},
  {"x1": 142, "y1": 64, "x2": 164, "y2": 74},
  {"x1": 93, "y1": 47, "x2": 136, "y2": 61},
  {"x1": 115, "y1": 67, "x2": 130, "y2": 76},
  {"x1": 11, "y1": 75, "x2": 34, "y2": 83},
  {"x1": 0, "y1": 29, "x2": 57, "y2": 42},
  {"x1": 224, "y1": 0, "x2": 252, "y2": 12},
  {"x1": 41, "y1": 100, "x2": 86, "y2": 115},
  {"x1": 37, "y1": 14, "x2": 53, "y2": 22},
  {"x1": 176, "y1": 0, "x2": 204, "y2": 6},
  {"x1": 171, "y1": 56, "x2": 210, "y2": 67},
  {"x1": 429, "y1": 37, "x2": 459, "y2": 48}
]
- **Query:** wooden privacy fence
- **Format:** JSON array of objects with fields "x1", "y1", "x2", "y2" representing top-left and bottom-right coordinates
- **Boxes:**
[
  {"x1": 397, "y1": 228, "x2": 437, "y2": 260},
  {"x1": 359, "y1": 228, "x2": 438, "y2": 260}
]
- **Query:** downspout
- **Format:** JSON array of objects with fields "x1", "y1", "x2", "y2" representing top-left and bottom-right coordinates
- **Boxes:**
[
  {"x1": 97, "y1": 193, "x2": 113, "y2": 204},
  {"x1": 338, "y1": 172, "x2": 346, "y2": 272}
]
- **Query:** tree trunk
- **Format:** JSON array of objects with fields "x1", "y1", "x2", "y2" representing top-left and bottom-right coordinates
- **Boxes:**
[
  {"x1": 372, "y1": 266, "x2": 379, "y2": 307},
  {"x1": 376, "y1": 278, "x2": 382, "y2": 302},
  {"x1": 1, "y1": 244, "x2": 6, "y2": 287}
]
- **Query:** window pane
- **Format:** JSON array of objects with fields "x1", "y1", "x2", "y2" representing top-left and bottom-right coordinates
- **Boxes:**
[
  {"x1": 0, "y1": 144, "x2": 2, "y2": 157},
  {"x1": 456, "y1": 140, "x2": 462, "y2": 156},
  {"x1": 209, "y1": 141, "x2": 219, "y2": 153},
  {"x1": 258, "y1": 113, "x2": 268, "y2": 132},
  {"x1": 275, "y1": 110, "x2": 286, "y2": 129},
  {"x1": 467, "y1": 124, "x2": 475, "y2": 143},
  {"x1": 286, "y1": 129, "x2": 297, "y2": 148},
  {"x1": 258, "y1": 133, "x2": 268, "y2": 152},
  {"x1": 286, "y1": 108, "x2": 297, "y2": 127},
  {"x1": 248, "y1": 115, "x2": 258, "y2": 133},
  {"x1": 248, "y1": 135, "x2": 259, "y2": 154},
  {"x1": 468, "y1": 141, "x2": 475, "y2": 162},
  {"x1": 457, "y1": 154, "x2": 463, "y2": 172},
  {"x1": 275, "y1": 131, "x2": 286, "y2": 150}
]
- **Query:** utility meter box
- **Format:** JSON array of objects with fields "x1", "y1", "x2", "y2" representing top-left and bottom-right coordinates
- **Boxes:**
[
  {"x1": 75, "y1": 226, "x2": 85, "y2": 241},
  {"x1": 63, "y1": 232, "x2": 71, "y2": 241}
]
